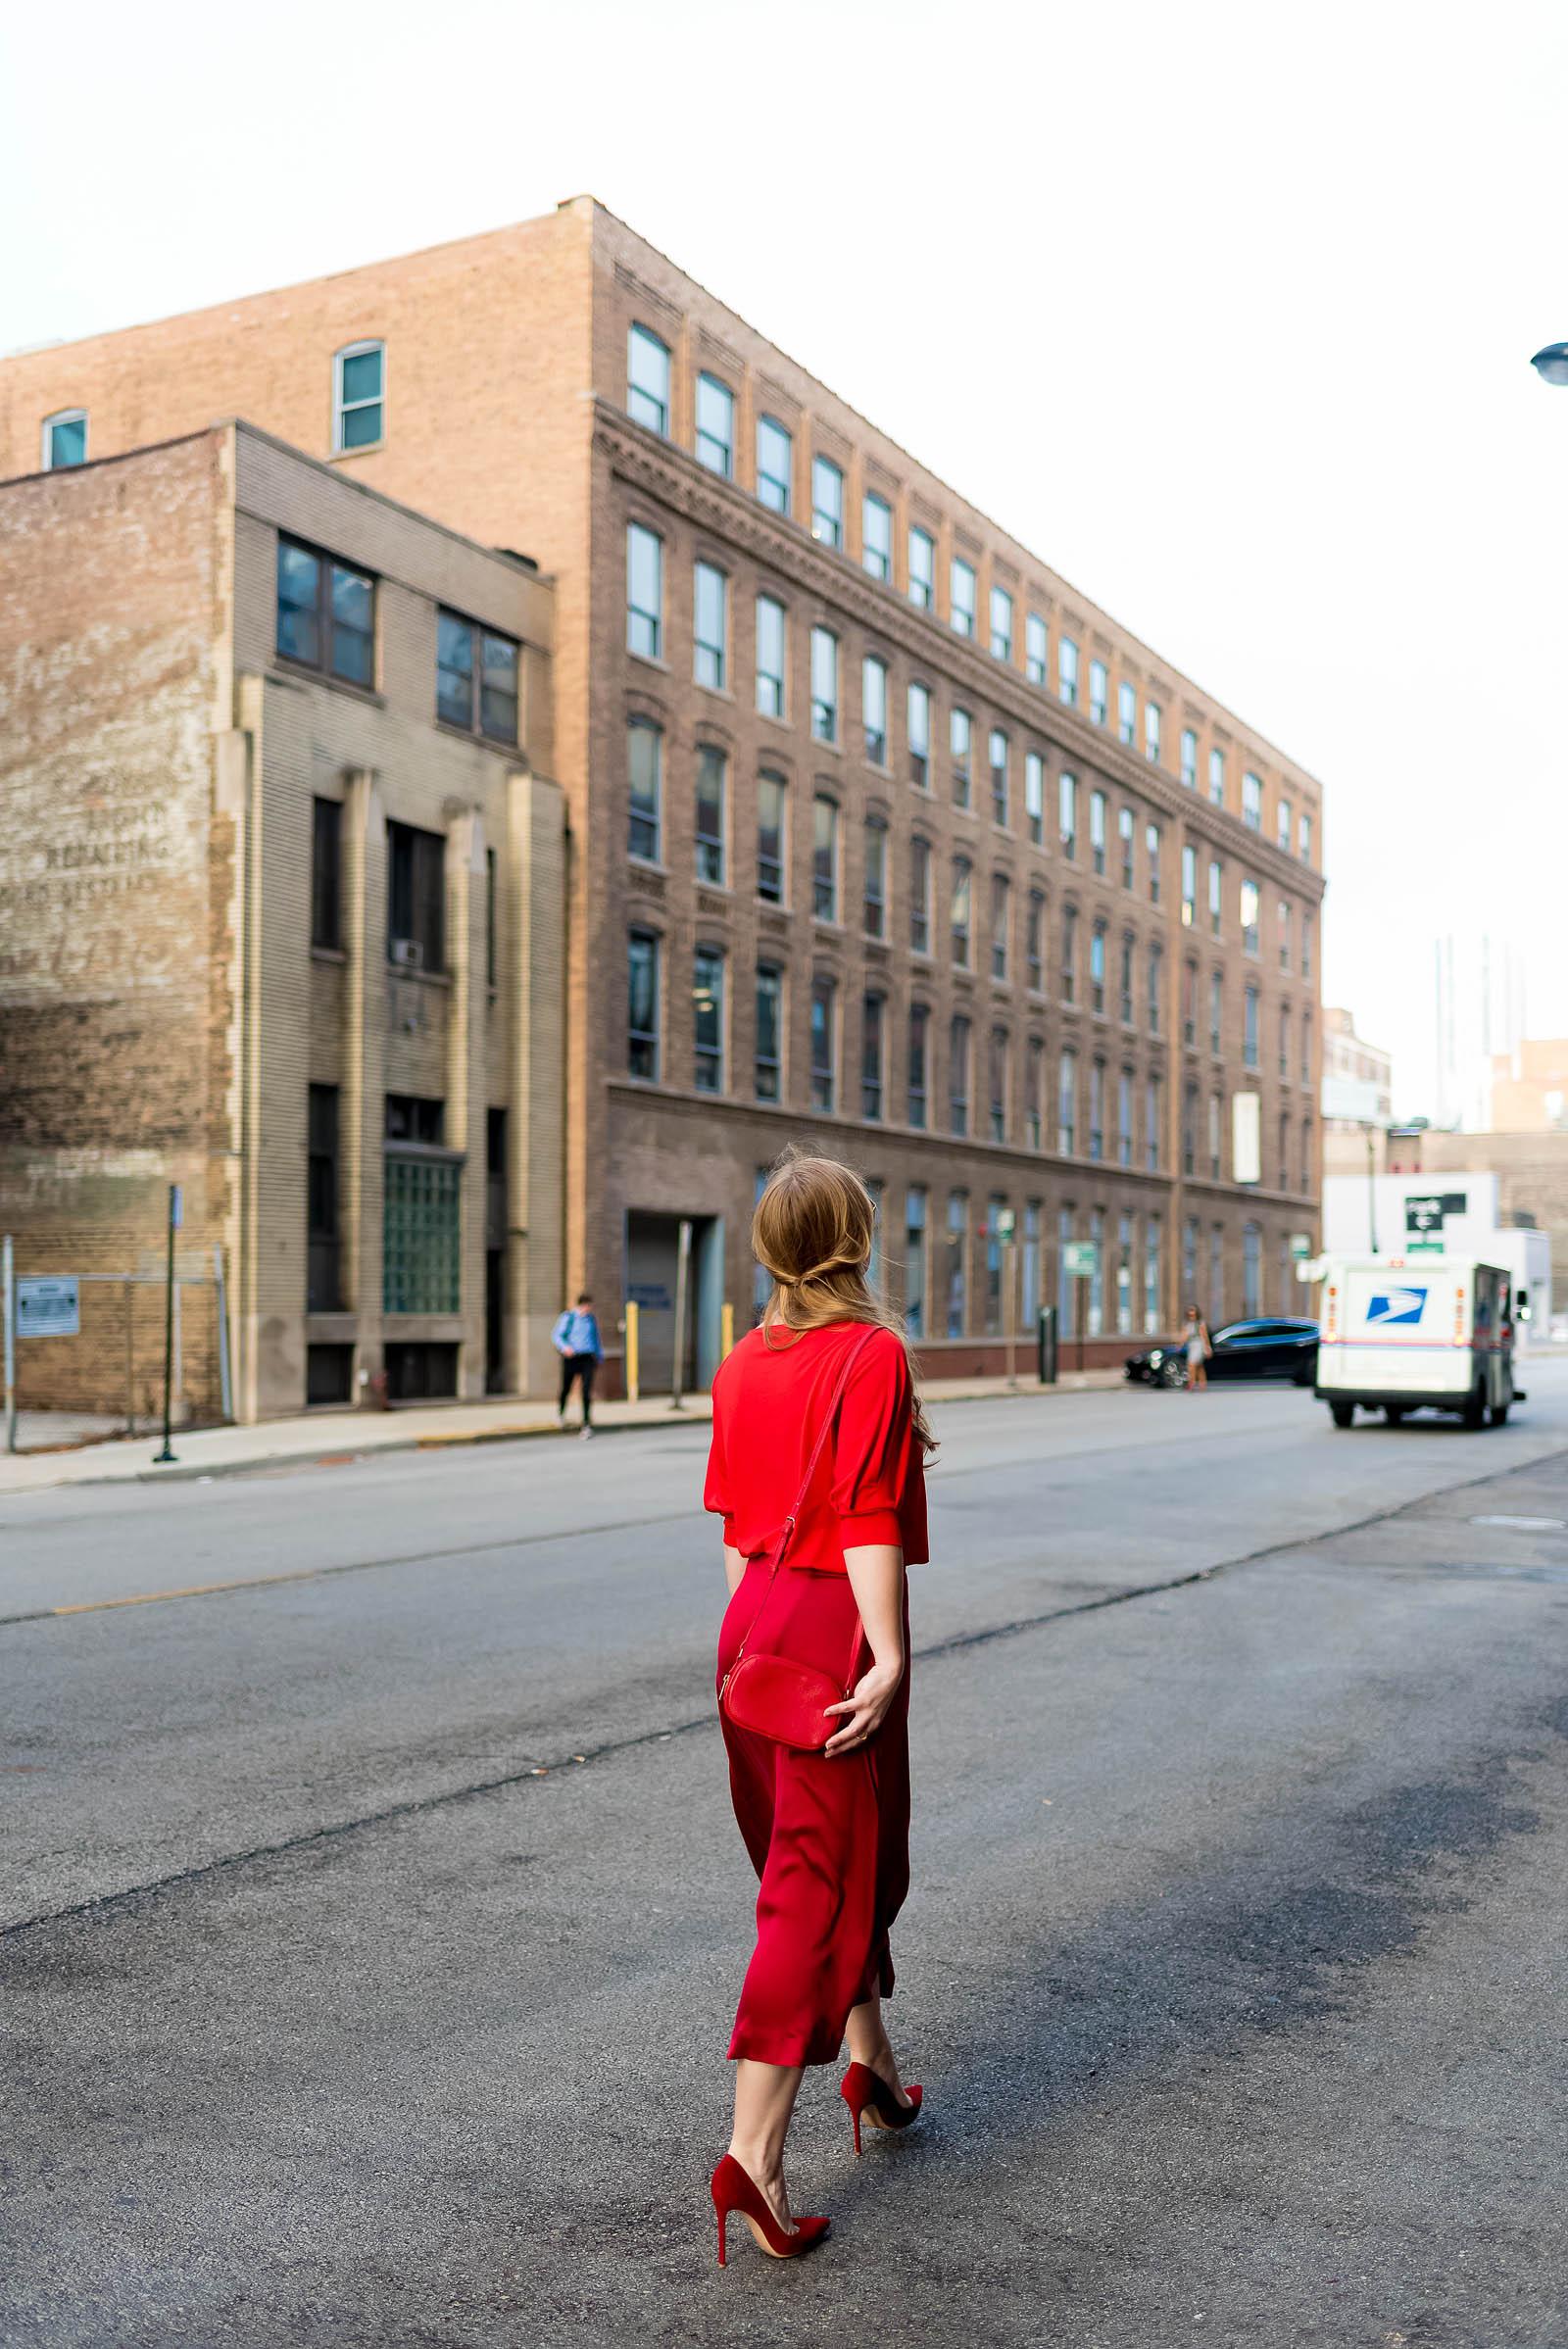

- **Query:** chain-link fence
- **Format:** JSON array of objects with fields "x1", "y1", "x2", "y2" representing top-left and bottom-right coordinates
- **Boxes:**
[{"x1": 2, "y1": 1236, "x2": 231, "y2": 1452}]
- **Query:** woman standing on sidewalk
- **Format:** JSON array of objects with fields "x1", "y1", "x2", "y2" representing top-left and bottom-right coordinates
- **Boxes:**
[
  {"x1": 704, "y1": 1150, "x2": 935, "y2": 2264},
  {"x1": 1181, "y1": 1304, "x2": 1212, "y2": 1392}
]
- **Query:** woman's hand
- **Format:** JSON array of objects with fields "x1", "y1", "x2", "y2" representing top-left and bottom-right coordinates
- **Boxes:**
[{"x1": 823, "y1": 1657, "x2": 904, "y2": 1757}]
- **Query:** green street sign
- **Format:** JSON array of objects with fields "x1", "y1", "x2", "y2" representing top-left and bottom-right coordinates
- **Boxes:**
[
  {"x1": 1406, "y1": 1239, "x2": 1445, "y2": 1254},
  {"x1": 1063, "y1": 1241, "x2": 1099, "y2": 1277}
]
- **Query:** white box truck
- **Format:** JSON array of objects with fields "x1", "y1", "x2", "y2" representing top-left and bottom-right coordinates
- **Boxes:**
[{"x1": 1314, "y1": 1254, "x2": 1526, "y2": 1430}]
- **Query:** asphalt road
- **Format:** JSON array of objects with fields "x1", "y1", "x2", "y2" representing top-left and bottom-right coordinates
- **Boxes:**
[{"x1": 4, "y1": 1368, "x2": 1568, "y2": 2348}]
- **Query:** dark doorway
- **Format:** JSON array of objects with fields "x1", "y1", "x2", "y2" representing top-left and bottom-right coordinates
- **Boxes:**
[{"x1": 384, "y1": 1342, "x2": 458, "y2": 1401}]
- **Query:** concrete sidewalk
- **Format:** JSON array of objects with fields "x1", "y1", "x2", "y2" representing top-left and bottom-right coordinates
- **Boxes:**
[{"x1": 0, "y1": 1368, "x2": 1125, "y2": 1495}]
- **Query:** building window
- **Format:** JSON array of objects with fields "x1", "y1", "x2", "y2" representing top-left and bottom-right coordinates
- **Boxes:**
[
  {"x1": 1241, "y1": 876, "x2": 1260, "y2": 956},
  {"x1": 1243, "y1": 770, "x2": 1263, "y2": 830},
  {"x1": 1090, "y1": 920, "x2": 1106, "y2": 1014},
  {"x1": 949, "y1": 1014, "x2": 971, "y2": 1137},
  {"x1": 1182, "y1": 844, "x2": 1197, "y2": 927},
  {"x1": 1302, "y1": 1115, "x2": 1313, "y2": 1187},
  {"x1": 908, "y1": 525, "x2": 935, "y2": 610},
  {"x1": 812, "y1": 794, "x2": 839, "y2": 921},
  {"x1": 1057, "y1": 1049, "x2": 1078, "y2": 1153},
  {"x1": 627, "y1": 324, "x2": 671, "y2": 435},
  {"x1": 905, "y1": 1186, "x2": 928, "y2": 1335},
  {"x1": 756, "y1": 594, "x2": 786, "y2": 717},
  {"x1": 1244, "y1": 984, "x2": 1260, "y2": 1068},
  {"x1": 1021, "y1": 1200, "x2": 1042, "y2": 1324},
  {"x1": 311, "y1": 797, "x2": 342, "y2": 952},
  {"x1": 387, "y1": 822, "x2": 444, "y2": 970},
  {"x1": 1279, "y1": 899, "x2": 1293, "y2": 971},
  {"x1": 1088, "y1": 1207, "x2": 1105, "y2": 1335},
  {"x1": 1183, "y1": 1214, "x2": 1199, "y2": 1297},
  {"x1": 1061, "y1": 903, "x2": 1078, "y2": 1003},
  {"x1": 991, "y1": 870, "x2": 1010, "y2": 981},
  {"x1": 1119, "y1": 932, "x2": 1135, "y2": 1026},
  {"x1": 694, "y1": 561, "x2": 727, "y2": 690},
  {"x1": 1115, "y1": 1211, "x2": 1134, "y2": 1334},
  {"x1": 694, "y1": 947, "x2": 725, "y2": 1091},
  {"x1": 862, "y1": 992, "x2": 885, "y2": 1119},
  {"x1": 811, "y1": 455, "x2": 844, "y2": 549},
  {"x1": 1059, "y1": 770, "x2": 1078, "y2": 857},
  {"x1": 1144, "y1": 1214, "x2": 1161, "y2": 1335},
  {"x1": 990, "y1": 585, "x2": 1014, "y2": 662},
  {"x1": 951, "y1": 557, "x2": 977, "y2": 638},
  {"x1": 1279, "y1": 1108, "x2": 1291, "y2": 1188},
  {"x1": 809, "y1": 974, "x2": 837, "y2": 1109},
  {"x1": 332, "y1": 342, "x2": 384, "y2": 452},
  {"x1": 810, "y1": 625, "x2": 839, "y2": 742},
  {"x1": 985, "y1": 1195, "x2": 1007, "y2": 1332},
  {"x1": 1278, "y1": 795, "x2": 1293, "y2": 854},
  {"x1": 628, "y1": 929, "x2": 660, "y2": 1079},
  {"x1": 1211, "y1": 1224, "x2": 1225, "y2": 1315},
  {"x1": 627, "y1": 719, "x2": 662, "y2": 862},
  {"x1": 382, "y1": 1121, "x2": 462, "y2": 1315},
  {"x1": 1210, "y1": 969, "x2": 1224, "y2": 1056},
  {"x1": 989, "y1": 1027, "x2": 1008, "y2": 1142},
  {"x1": 1208, "y1": 857, "x2": 1223, "y2": 937},
  {"x1": 1025, "y1": 1038, "x2": 1045, "y2": 1149},
  {"x1": 1058, "y1": 637, "x2": 1080, "y2": 708},
  {"x1": 756, "y1": 415, "x2": 792, "y2": 514},
  {"x1": 695, "y1": 372, "x2": 735, "y2": 476},
  {"x1": 951, "y1": 707, "x2": 972, "y2": 806},
  {"x1": 1183, "y1": 1082, "x2": 1198, "y2": 1177},
  {"x1": 276, "y1": 537, "x2": 374, "y2": 686},
  {"x1": 1089, "y1": 1058, "x2": 1104, "y2": 1160},
  {"x1": 1208, "y1": 747, "x2": 1226, "y2": 807},
  {"x1": 307, "y1": 1083, "x2": 342, "y2": 1312},
  {"x1": 1301, "y1": 1009, "x2": 1313, "y2": 1085},
  {"x1": 1088, "y1": 658, "x2": 1107, "y2": 725},
  {"x1": 1279, "y1": 1004, "x2": 1292, "y2": 1080},
  {"x1": 1183, "y1": 959, "x2": 1198, "y2": 1048},
  {"x1": 755, "y1": 962, "x2": 783, "y2": 1100},
  {"x1": 951, "y1": 856, "x2": 972, "y2": 967},
  {"x1": 863, "y1": 492, "x2": 893, "y2": 581},
  {"x1": 1118, "y1": 804, "x2": 1135, "y2": 890},
  {"x1": 1302, "y1": 914, "x2": 1314, "y2": 980},
  {"x1": 695, "y1": 745, "x2": 726, "y2": 884},
  {"x1": 1146, "y1": 1076, "x2": 1161, "y2": 1172},
  {"x1": 1025, "y1": 751, "x2": 1045, "y2": 846},
  {"x1": 907, "y1": 1002, "x2": 930, "y2": 1128},
  {"x1": 990, "y1": 728, "x2": 1009, "y2": 827},
  {"x1": 41, "y1": 410, "x2": 87, "y2": 469},
  {"x1": 908, "y1": 681, "x2": 932, "y2": 788},
  {"x1": 863, "y1": 814, "x2": 888, "y2": 938},
  {"x1": 1209, "y1": 1092, "x2": 1223, "y2": 1179},
  {"x1": 909, "y1": 835, "x2": 932, "y2": 955},
  {"x1": 1117, "y1": 1068, "x2": 1134, "y2": 1167},
  {"x1": 626, "y1": 522, "x2": 662, "y2": 661},
  {"x1": 436, "y1": 609, "x2": 518, "y2": 743},
  {"x1": 862, "y1": 656, "x2": 889, "y2": 765},
  {"x1": 1180, "y1": 727, "x2": 1199, "y2": 788},
  {"x1": 1117, "y1": 679, "x2": 1137, "y2": 745},
  {"x1": 1026, "y1": 610, "x2": 1048, "y2": 685},
  {"x1": 1298, "y1": 810, "x2": 1313, "y2": 862},
  {"x1": 1147, "y1": 821, "x2": 1161, "y2": 904},
  {"x1": 1026, "y1": 889, "x2": 1045, "y2": 992},
  {"x1": 753, "y1": 1168, "x2": 774, "y2": 1320},
  {"x1": 1148, "y1": 942, "x2": 1163, "y2": 1035},
  {"x1": 1146, "y1": 703, "x2": 1162, "y2": 765},
  {"x1": 1057, "y1": 1205, "x2": 1077, "y2": 1322},
  {"x1": 946, "y1": 1193, "x2": 969, "y2": 1338},
  {"x1": 1243, "y1": 1222, "x2": 1262, "y2": 1317}
]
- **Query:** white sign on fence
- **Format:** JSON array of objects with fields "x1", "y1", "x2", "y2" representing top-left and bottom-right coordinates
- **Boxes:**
[{"x1": 18, "y1": 1275, "x2": 80, "y2": 1339}]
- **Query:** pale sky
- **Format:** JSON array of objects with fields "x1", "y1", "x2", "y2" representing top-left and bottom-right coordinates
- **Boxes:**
[{"x1": 5, "y1": 0, "x2": 1564, "y2": 1120}]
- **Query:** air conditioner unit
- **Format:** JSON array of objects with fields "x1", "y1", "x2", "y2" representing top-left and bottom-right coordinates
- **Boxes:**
[{"x1": 390, "y1": 938, "x2": 423, "y2": 969}]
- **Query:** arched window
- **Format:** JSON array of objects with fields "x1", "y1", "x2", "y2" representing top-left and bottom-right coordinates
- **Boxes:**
[{"x1": 332, "y1": 342, "x2": 385, "y2": 453}]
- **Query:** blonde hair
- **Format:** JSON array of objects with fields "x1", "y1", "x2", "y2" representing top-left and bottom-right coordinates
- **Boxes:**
[{"x1": 752, "y1": 1145, "x2": 935, "y2": 1453}]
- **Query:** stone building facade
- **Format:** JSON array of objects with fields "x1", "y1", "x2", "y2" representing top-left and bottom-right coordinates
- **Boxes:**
[
  {"x1": 0, "y1": 199, "x2": 1324, "y2": 1384},
  {"x1": 0, "y1": 421, "x2": 563, "y2": 1420}
]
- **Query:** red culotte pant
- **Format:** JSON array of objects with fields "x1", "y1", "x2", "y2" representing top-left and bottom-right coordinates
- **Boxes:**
[{"x1": 716, "y1": 1562, "x2": 911, "y2": 2068}]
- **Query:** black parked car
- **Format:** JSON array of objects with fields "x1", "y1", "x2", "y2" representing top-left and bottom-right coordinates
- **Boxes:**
[{"x1": 1125, "y1": 1317, "x2": 1320, "y2": 1389}]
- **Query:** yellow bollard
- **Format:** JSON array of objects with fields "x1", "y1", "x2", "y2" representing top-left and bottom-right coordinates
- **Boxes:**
[
  {"x1": 624, "y1": 1298, "x2": 640, "y2": 1404},
  {"x1": 720, "y1": 1300, "x2": 735, "y2": 1361}
]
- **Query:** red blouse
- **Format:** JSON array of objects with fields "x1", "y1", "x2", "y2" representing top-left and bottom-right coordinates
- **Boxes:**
[{"x1": 704, "y1": 1320, "x2": 929, "y2": 1574}]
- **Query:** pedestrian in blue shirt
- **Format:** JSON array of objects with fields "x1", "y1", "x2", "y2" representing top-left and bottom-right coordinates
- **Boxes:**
[{"x1": 553, "y1": 1293, "x2": 605, "y2": 1438}]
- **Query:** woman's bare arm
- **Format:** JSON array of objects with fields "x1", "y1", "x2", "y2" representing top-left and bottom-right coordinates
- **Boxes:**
[
  {"x1": 722, "y1": 1542, "x2": 747, "y2": 1597},
  {"x1": 823, "y1": 1543, "x2": 906, "y2": 1758}
]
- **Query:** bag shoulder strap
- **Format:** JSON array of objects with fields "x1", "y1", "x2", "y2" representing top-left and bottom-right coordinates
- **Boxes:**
[{"x1": 729, "y1": 1324, "x2": 881, "y2": 1670}]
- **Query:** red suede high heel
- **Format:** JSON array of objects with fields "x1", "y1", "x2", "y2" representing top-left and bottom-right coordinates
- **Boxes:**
[
  {"x1": 710, "y1": 2154, "x2": 830, "y2": 2265},
  {"x1": 839, "y1": 2062, "x2": 923, "y2": 2156}
]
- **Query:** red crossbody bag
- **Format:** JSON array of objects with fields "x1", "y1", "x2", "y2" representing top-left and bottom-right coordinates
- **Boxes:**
[{"x1": 718, "y1": 1327, "x2": 878, "y2": 1752}]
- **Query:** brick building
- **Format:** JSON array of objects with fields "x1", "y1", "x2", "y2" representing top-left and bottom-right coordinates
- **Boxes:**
[
  {"x1": 1322, "y1": 1006, "x2": 1394, "y2": 1179},
  {"x1": 0, "y1": 198, "x2": 1325, "y2": 1384},
  {"x1": 0, "y1": 421, "x2": 564, "y2": 1420}
]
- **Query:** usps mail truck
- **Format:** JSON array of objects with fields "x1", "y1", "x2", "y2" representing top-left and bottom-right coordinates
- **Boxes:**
[{"x1": 1314, "y1": 1255, "x2": 1525, "y2": 1430}]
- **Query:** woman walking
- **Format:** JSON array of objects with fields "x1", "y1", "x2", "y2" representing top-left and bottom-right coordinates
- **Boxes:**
[
  {"x1": 1181, "y1": 1303, "x2": 1212, "y2": 1392},
  {"x1": 705, "y1": 1152, "x2": 935, "y2": 2264}
]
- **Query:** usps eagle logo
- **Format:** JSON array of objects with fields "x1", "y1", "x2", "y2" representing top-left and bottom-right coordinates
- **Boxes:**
[{"x1": 1366, "y1": 1287, "x2": 1428, "y2": 1327}]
